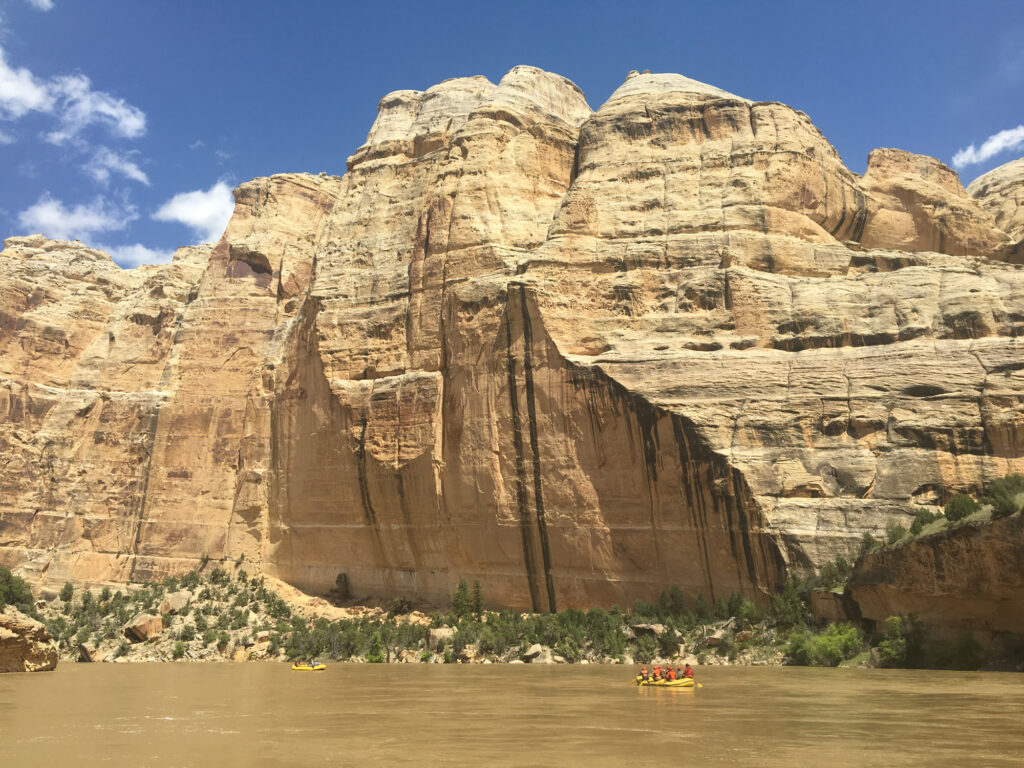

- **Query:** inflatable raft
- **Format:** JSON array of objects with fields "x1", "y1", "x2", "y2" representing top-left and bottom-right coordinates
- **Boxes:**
[
  {"x1": 292, "y1": 662, "x2": 326, "y2": 671},
  {"x1": 634, "y1": 676, "x2": 695, "y2": 688}
]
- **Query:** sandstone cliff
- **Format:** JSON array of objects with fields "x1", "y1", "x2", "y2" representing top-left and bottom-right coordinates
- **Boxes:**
[
  {"x1": 1, "y1": 67, "x2": 1023, "y2": 611},
  {"x1": 847, "y1": 512, "x2": 1024, "y2": 639}
]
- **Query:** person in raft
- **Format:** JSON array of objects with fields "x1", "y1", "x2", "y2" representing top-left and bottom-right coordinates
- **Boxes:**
[
  {"x1": 665, "y1": 666, "x2": 677, "y2": 681},
  {"x1": 640, "y1": 666, "x2": 649, "y2": 681},
  {"x1": 682, "y1": 664, "x2": 694, "y2": 679}
]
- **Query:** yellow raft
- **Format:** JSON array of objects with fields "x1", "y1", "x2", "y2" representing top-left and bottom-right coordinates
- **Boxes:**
[
  {"x1": 634, "y1": 676, "x2": 695, "y2": 688},
  {"x1": 292, "y1": 662, "x2": 326, "y2": 671}
]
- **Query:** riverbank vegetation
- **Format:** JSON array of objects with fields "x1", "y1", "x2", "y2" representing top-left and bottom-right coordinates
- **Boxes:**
[
  {"x1": 2, "y1": 561, "x2": 1010, "y2": 670},
  {"x1": 5, "y1": 467, "x2": 1021, "y2": 672}
]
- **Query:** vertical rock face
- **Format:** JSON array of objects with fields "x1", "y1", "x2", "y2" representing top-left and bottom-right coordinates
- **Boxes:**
[
  {"x1": 1, "y1": 67, "x2": 1023, "y2": 610},
  {"x1": 847, "y1": 513, "x2": 1024, "y2": 636}
]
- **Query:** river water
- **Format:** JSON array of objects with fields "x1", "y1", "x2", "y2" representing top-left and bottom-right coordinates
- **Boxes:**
[{"x1": 2, "y1": 664, "x2": 1022, "y2": 766}]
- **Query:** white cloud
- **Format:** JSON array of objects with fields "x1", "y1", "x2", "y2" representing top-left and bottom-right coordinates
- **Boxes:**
[
  {"x1": 17, "y1": 192, "x2": 137, "y2": 240},
  {"x1": 0, "y1": 45, "x2": 145, "y2": 143},
  {"x1": 189, "y1": 139, "x2": 204, "y2": 149},
  {"x1": 0, "y1": 128, "x2": 14, "y2": 144},
  {"x1": 83, "y1": 146, "x2": 149, "y2": 185},
  {"x1": 153, "y1": 181, "x2": 234, "y2": 243},
  {"x1": 45, "y1": 73, "x2": 146, "y2": 144},
  {"x1": 100, "y1": 242, "x2": 174, "y2": 268},
  {"x1": 25, "y1": 0, "x2": 55, "y2": 10},
  {"x1": 0, "y1": 46, "x2": 54, "y2": 118},
  {"x1": 952, "y1": 125, "x2": 1024, "y2": 168}
]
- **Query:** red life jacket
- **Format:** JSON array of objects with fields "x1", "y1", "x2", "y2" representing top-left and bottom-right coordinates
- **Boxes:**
[{"x1": 683, "y1": 667, "x2": 694, "y2": 679}]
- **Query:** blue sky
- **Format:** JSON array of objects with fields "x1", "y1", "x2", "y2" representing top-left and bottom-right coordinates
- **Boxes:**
[{"x1": 1, "y1": 0, "x2": 1021, "y2": 267}]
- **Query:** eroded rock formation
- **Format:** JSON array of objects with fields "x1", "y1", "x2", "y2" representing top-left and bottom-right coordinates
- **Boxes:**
[
  {"x1": 1, "y1": 67, "x2": 1023, "y2": 610},
  {"x1": 0, "y1": 606, "x2": 58, "y2": 672}
]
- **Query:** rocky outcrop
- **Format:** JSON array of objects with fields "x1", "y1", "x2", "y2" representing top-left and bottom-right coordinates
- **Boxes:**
[
  {"x1": 158, "y1": 590, "x2": 191, "y2": 616},
  {"x1": 969, "y1": 158, "x2": 1024, "y2": 236},
  {"x1": 968, "y1": 157, "x2": 1024, "y2": 258},
  {"x1": 847, "y1": 513, "x2": 1024, "y2": 637},
  {"x1": 124, "y1": 612, "x2": 164, "y2": 642},
  {"x1": 0, "y1": 606, "x2": 57, "y2": 672},
  {"x1": 1, "y1": 67, "x2": 1023, "y2": 611}
]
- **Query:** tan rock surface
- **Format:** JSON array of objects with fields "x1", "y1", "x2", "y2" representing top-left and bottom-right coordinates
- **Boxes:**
[
  {"x1": 124, "y1": 612, "x2": 164, "y2": 642},
  {"x1": 0, "y1": 606, "x2": 58, "y2": 672},
  {"x1": 1, "y1": 67, "x2": 1023, "y2": 612},
  {"x1": 848, "y1": 513, "x2": 1024, "y2": 636},
  {"x1": 968, "y1": 156, "x2": 1024, "y2": 249}
]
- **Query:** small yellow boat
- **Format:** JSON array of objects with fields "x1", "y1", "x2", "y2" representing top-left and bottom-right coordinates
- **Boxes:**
[
  {"x1": 292, "y1": 662, "x2": 326, "y2": 671},
  {"x1": 634, "y1": 676, "x2": 696, "y2": 688}
]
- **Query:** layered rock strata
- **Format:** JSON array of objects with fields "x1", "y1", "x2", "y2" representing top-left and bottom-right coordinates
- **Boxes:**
[{"x1": 2, "y1": 67, "x2": 1023, "y2": 611}]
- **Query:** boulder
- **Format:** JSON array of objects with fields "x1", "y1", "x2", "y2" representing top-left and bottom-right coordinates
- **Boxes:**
[
  {"x1": 427, "y1": 627, "x2": 455, "y2": 652},
  {"x1": 0, "y1": 607, "x2": 58, "y2": 672},
  {"x1": 523, "y1": 643, "x2": 555, "y2": 664},
  {"x1": 77, "y1": 643, "x2": 107, "y2": 663},
  {"x1": 123, "y1": 612, "x2": 164, "y2": 643},
  {"x1": 158, "y1": 590, "x2": 191, "y2": 616},
  {"x1": 706, "y1": 628, "x2": 728, "y2": 647}
]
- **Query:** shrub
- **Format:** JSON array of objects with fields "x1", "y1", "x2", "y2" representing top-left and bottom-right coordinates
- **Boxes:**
[
  {"x1": 786, "y1": 622, "x2": 864, "y2": 666},
  {"x1": 816, "y1": 557, "x2": 851, "y2": 590},
  {"x1": 209, "y1": 568, "x2": 229, "y2": 586},
  {"x1": 388, "y1": 597, "x2": 412, "y2": 617},
  {"x1": 59, "y1": 581, "x2": 74, "y2": 604},
  {"x1": 173, "y1": 641, "x2": 186, "y2": 660},
  {"x1": 366, "y1": 631, "x2": 385, "y2": 663},
  {"x1": 984, "y1": 474, "x2": 1024, "y2": 519},
  {"x1": 0, "y1": 566, "x2": 35, "y2": 614},
  {"x1": 877, "y1": 616, "x2": 907, "y2": 666},
  {"x1": 943, "y1": 493, "x2": 979, "y2": 522},
  {"x1": 179, "y1": 623, "x2": 196, "y2": 642},
  {"x1": 633, "y1": 634, "x2": 657, "y2": 663},
  {"x1": 886, "y1": 520, "x2": 908, "y2": 546},
  {"x1": 858, "y1": 532, "x2": 879, "y2": 558},
  {"x1": 909, "y1": 508, "x2": 942, "y2": 535},
  {"x1": 770, "y1": 576, "x2": 809, "y2": 629}
]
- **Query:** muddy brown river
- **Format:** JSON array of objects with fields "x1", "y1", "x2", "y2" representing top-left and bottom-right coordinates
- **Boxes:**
[{"x1": 2, "y1": 664, "x2": 1023, "y2": 766}]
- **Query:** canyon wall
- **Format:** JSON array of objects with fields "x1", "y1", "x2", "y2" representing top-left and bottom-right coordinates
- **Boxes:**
[
  {"x1": 847, "y1": 512, "x2": 1024, "y2": 639},
  {"x1": 2, "y1": 67, "x2": 1023, "y2": 610}
]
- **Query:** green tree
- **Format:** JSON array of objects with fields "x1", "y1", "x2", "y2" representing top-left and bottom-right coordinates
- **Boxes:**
[
  {"x1": 0, "y1": 566, "x2": 35, "y2": 614},
  {"x1": 886, "y1": 520, "x2": 908, "y2": 546},
  {"x1": 366, "y1": 631, "x2": 384, "y2": 663},
  {"x1": 173, "y1": 641, "x2": 186, "y2": 659},
  {"x1": 877, "y1": 616, "x2": 907, "y2": 666},
  {"x1": 60, "y1": 581, "x2": 74, "y2": 604},
  {"x1": 453, "y1": 579, "x2": 472, "y2": 620},
  {"x1": 984, "y1": 474, "x2": 1024, "y2": 519},
  {"x1": 471, "y1": 580, "x2": 483, "y2": 620},
  {"x1": 943, "y1": 493, "x2": 979, "y2": 522}
]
